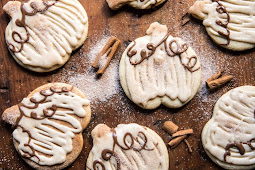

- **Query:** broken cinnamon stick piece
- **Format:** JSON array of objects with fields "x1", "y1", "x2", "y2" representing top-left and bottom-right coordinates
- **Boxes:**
[
  {"x1": 163, "y1": 121, "x2": 179, "y2": 134},
  {"x1": 206, "y1": 70, "x2": 223, "y2": 83},
  {"x1": 92, "y1": 37, "x2": 116, "y2": 68},
  {"x1": 206, "y1": 75, "x2": 233, "y2": 90},
  {"x1": 168, "y1": 135, "x2": 187, "y2": 148},
  {"x1": 184, "y1": 139, "x2": 192, "y2": 153},
  {"x1": 172, "y1": 129, "x2": 193, "y2": 138},
  {"x1": 181, "y1": 13, "x2": 190, "y2": 26},
  {"x1": 92, "y1": 36, "x2": 120, "y2": 75}
]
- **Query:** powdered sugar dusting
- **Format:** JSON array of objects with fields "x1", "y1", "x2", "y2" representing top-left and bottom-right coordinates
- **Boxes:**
[
  {"x1": 87, "y1": 37, "x2": 112, "y2": 64},
  {"x1": 60, "y1": 36, "x2": 120, "y2": 103}
]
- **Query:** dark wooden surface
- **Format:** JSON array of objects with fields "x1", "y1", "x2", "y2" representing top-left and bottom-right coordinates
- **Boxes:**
[{"x1": 0, "y1": 0, "x2": 255, "y2": 169}]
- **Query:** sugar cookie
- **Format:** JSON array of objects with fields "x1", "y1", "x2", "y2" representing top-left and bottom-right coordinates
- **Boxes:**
[
  {"x1": 2, "y1": 83, "x2": 91, "y2": 169},
  {"x1": 4, "y1": 0, "x2": 88, "y2": 72},
  {"x1": 189, "y1": 0, "x2": 255, "y2": 51},
  {"x1": 119, "y1": 22, "x2": 202, "y2": 109},
  {"x1": 202, "y1": 86, "x2": 255, "y2": 169},
  {"x1": 86, "y1": 123, "x2": 169, "y2": 170}
]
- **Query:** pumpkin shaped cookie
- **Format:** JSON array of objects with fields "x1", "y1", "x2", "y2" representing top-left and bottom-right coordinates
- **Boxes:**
[
  {"x1": 119, "y1": 22, "x2": 202, "y2": 109},
  {"x1": 2, "y1": 83, "x2": 91, "y2": 169},
  {"x1": 189, "y1": 0, "x2": 255, "y2": 51},
  {"x1": 4, "y1": 0, "x2": 88, "y2": 72},
  {"x1": 87, "y1": 123, "x2": 169, "y2": 170},
  {"x1": 202, "y1": 86, "x2": 255, "y2": 169}
]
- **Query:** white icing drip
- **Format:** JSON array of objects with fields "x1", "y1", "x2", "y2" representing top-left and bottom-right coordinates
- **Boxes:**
[
  {"x1": 203, "y1": 86, "x2": 255, "y2": 165},
  {"x1": 21, "y1": 89, "x2": 88, "y2": 118},
  {"x1": 106, "y1": 0, "x2": 164, "y2": 10},
  {"x1": 13, "y1": 89, "x2": 89, "y2": 166},
  {"x1": 4, "y1": 0, "x2": 88, "y2": 69},
  {"x1": 195, "y1": 0, "x2": 255, "y2": 44},
  {"x1": 89, "y1": 124, "x2": 168, "y2": 170},
  {"x1": 130, "y1": 0, "x2": 157, "y2": 9},
  {"x1": 124, "y1": 23, "x2": 200, "y2": 107}
]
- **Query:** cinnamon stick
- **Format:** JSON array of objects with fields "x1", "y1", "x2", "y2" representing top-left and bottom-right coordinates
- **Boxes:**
[
  {"x1": 172, "y1": 129, "x2": 193, "y2": 138},
  {"x1": 168, "y1": 135, "x2": 187, "y2": 148},
  {"x1": 206, "y1": 75, "x2": 233, "y2": 90},
  {"x1": 206, "y1": 70, "x2": 223, "y2": 83},
  {"x1": 162, "y1": 121, "x2": 194, "y2": 152},
  {"x1": 181, "y1": 13, "x2": 190, "y2": 26},
  {"x1": 184, "y1": 139, "x2": 192, "y2": 153},
  {"x1": 92, "y1": 36, "x2": 120, "y2": 75},
  {"x1": 163, "y1": 121, "x2": 179, "y2": 134}
]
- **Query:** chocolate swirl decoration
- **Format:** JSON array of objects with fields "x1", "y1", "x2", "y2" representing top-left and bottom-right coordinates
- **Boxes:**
[
  {"x1": 223, "y1": 109, "x2": 255, "y2": 162},
  {"x1": 92, "y1": 129, "x2": 155, "y2": 170},
  {"x1": 248, "y1": 138, "x2": 255, "y2": 150},
  {"x1": 224, "y1": 142, "x2": 245, "y2": 161},
  {"x1": 127, "y1": 34, "x2": 200, "y2": 72},
  {"x1": 139, "y1": 0, "x2": 158, "y2": 5},
  {"x1": 93, "y1": 160, "x2": 106, "y2": 170},
  {"x1": 224, "y1": 138, "x2": 255, "y2": 161},
  {"x1": 213, "y1": 0, "x2": 230, "y2": 45},
  {"x1": 18, "y1": 126, "x2": 40, "y2": 161},
  {"x1": 7, "y1": 0, "x2": 57, "y2": 53},
  {"x1": 15, "y1": 86, "x2": 74, "y2": 161},
  {"x1": 17, "y1": 86, "x2": 73, "y2": 124}
]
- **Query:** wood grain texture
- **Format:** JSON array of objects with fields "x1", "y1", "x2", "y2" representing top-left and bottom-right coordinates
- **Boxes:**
[{"x1": 0, "y1": 0, "x2": 254, "y2": 169}]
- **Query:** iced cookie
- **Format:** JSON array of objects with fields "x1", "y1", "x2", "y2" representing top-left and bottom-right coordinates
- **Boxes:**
[
  {"x1": 202, "y1": 86, "x2": 255, "y2": 169},
  {"x1": 86, "y1": 123, "x2": 169, "y2": 170},
  {"x1": 189, "y1": 0, "x2": 255, "y2": 51},
  {"x1": 4, "y1": 0, "x2": 88, "y2": 72},
  {"x1": 119, "y1": 22, "x2": 202, "y2": 109},
  {"x1": 106, "y1": 0, "x2": 166, "y2": 10},
  {"x1": 2, "y1": 83, "x2": 91, "y2": 169}
]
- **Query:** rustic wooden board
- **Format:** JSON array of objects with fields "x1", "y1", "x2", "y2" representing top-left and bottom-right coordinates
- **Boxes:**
[{"x1": 0, "y1": 0, "x2": 254, "y2": 169}]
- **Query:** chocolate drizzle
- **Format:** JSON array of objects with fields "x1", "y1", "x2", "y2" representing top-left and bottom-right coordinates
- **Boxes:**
[
  {"x1": 15, "y1": 86, "x2": 74, "y2": 161},
  {"x1": 92, "y1": 129, "x2": 155, "y2": 170},
  {"x1": 127, "y1": 34, "x2": 200, "y2": 72},
  {"x1": 139, "y1": 0, "x2": 158, "y2": 6},
  {"x1": 224, "y1": 142, "x2": 245, "y2": 161},
  {"x1": 7, "y1": 0, "x2": 56, "y2": 53},
  {"x1": 213, "y1": 0, "x2": 230, "y2": 45},
  {"x1": 224, "y1": 138, "x2": 255, "y2": 161},
  {"x1": 248, "y1": 138, "x2": 255, "y2": 150},
  {"x1": 18, "y1": 126, "x2": 40, "y2": 161},
  {"x1": 18, "y1": 86, "x2": 73, "y2": 121},
  {"x1": 93, "y1": 160, "x2": 105, "y2": 170}
]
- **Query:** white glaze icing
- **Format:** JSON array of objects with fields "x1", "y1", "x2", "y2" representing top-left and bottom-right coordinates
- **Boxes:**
[
  {"x1": 129, "y1": 0, "x2": 158, "y2": 9},
  {"x1": 189, "y1": 0, "x2": 255, "y2": 47},
  {"x1": 202, "y1": 86, "x2": 255, "y2": 165},
  {"x1": 106, "y1": 0, "x2": 164, "y2": 10},
  {"x1": 88, "y1": 123, "x2": 169, "y2": 170},
  {"x1": 4, "y1": 0, "x2": 88, "y2": 70},
  {"x1": 13, "y1": 87, "x2": 90, "y2": 166},
  {"x1": 122, "y1": 22, "x2": 201, "y2": 107}
]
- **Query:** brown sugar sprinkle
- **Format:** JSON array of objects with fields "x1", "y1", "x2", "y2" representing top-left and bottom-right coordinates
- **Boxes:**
[
  {"x1": 162, "y1": 121, "x2": 193, "y2": 153},
  {"x1": 92, "y1": 36, "x2": 120, "y2": 75}
]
